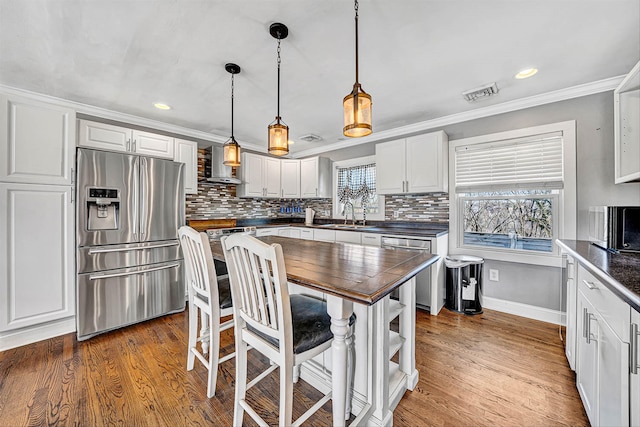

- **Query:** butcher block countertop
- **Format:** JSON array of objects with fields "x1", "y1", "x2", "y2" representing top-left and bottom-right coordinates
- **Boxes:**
[
  {"x1": 557, "y1": 239, "x2": 640, "y2": 312},
  {"x1": 209, "y1": 236, "x2": 439, "y2": 305}
]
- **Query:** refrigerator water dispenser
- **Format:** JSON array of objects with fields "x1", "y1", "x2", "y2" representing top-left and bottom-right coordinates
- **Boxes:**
[{"x1": 87, "y1": 187, "x2": 120, "y2": 230}]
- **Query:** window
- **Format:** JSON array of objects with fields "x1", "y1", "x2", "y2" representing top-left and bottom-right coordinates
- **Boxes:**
[
  {"x1": 333, "y1": 156, "x2": 384, "y2": 221},
  {"x1": 449, "y1": 121, "x2": 576, "y2": 266}
]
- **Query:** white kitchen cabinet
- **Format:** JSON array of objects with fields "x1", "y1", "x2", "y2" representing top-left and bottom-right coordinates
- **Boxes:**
[
  {"x1": 564, "y1": 254, "x2": 578, "y2": 370},
  {"x1": 256, "y1": 227, "x2": 284, "y2": 237},
  {"x1": 614, "y1": 61, "x2": 640, "y2": 183},
  {"x1": 280, "y1": 159, "x2": 300, "y2": 198},
  {"x1": 576, "y1": 265, "x2": 630, "y2": 427},
  {"x1": 237, "y1": 152, "x2": 281, "y2": 198},
  {"x1": 361, "y1": 233, "x2": 381, "y2": 247},
  {"x1": 0, "y1": 93, "x2": 75, "y2": 185},
  {"x1": 174, "y1": 138, "x2": 198, "y2": 195},
  {"x1": 335, "y1": 230, "x2": 361, "y2": 244},
  {"x1": 299, "y1": 228, "x2": 314, "y2": 240},
  {"x1": 376, "y1": 131, "x2": 448, "y2": 194},
  {"x1": 78, "y1": 119, "x2": 174, "y2": 159},
  {"x1": 278, "y1": 227, "x2": 301, "y2": 239},
  {"x1": 631, "y1": 309, "x2": 640, "y2": 427},
  {"x1": 300, "y1": 157, "x2": 332, "y2": 198},
  {"x1": 0, "y1": 183, "x2": 75, "y2": 335},
  {"x1": 313, "y1": 228, "x2": 336, "y2": 242}
]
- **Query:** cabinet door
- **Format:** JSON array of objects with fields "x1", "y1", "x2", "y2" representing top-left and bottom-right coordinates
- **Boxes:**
[
  {"x1": 313, "y1": 229, "x2": 335, "y2": 242},
  {"x1": 0, "y1": 183, "x2": 75, "y2": 331},
  {"x1": 361, "y1": 233, "x2": 381, "y2": 247},
  {"x1": 174, "y1": 138, "x2": 198, "y2": 195},
  {"x1": 406, "y1": 131, "x2": 448, "y2": 193},
  {"x1": 132, "y1": 130, "x2": 174, "y2": 159},
  {"x1": 376, "y1": 139, "x2": 406, "y2": 194},
  {"x1": 0, "y1": 94, "x2": 75, "y2": 185},
  {"x1": 576, "y1": 290, "x2": 598, "y2": 425},
  {"x1": 614, "y1": 61, "x2": 640, "y2": 183},
  {"x1": 565, "y1": 255, "x2": 577, "y2": 370},
  {"x1": 281, "y1": 159, "x2": 300, "y2": 198},
  {"x1": 240, "y1": 153, "x2": 265, "y2": 197},
  {"x1": 300, "y1": 157, "x2": 319, "y2": 198},
  {"x1": 597, "y1": 314, "x2": 629, "y2": 427},
  {"x1": 631, "y1": 309, "x2": 640, "y2": 427},
  {"x1": 78, "y1": 119, "x2": 130, "y2": 152},
  {"x1": 299, "y1": 228, "x2": 314, "y2": 240},
  {"x1": 264, "y1": 157, "x2": 281, "y2": 198},
  {"x1": 335, "y1": 230, "x2": 361, "y2": 244}
]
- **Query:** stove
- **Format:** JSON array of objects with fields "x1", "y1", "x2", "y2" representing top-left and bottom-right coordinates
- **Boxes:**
[{"x1": 206, "y1": 226, "x2": 257, "y2": 241}]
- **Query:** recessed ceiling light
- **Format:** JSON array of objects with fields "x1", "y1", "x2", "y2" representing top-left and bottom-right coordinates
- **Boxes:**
[
  {"x1": 154, "y1": 102, "x2": 172, "y2": 110},
  {"x1": 515, "y1": 68, "x2": 538, "y2": 79}
]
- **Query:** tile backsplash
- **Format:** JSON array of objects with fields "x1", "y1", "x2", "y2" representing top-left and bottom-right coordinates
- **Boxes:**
[
  {"x1": 384, "y1": 193, "x2": 449, "y2": 223},
  {"x1": 186, "y1": 148, "x2": 449, "y2": 222}
]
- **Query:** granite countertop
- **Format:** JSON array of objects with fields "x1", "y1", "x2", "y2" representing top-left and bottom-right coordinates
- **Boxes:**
[
  {"x1": 237, "y1": 218, "x2": 449, "y2": 238},
  {"x1": 557, "y1": 239, "x2": 640, "y2": 312}
]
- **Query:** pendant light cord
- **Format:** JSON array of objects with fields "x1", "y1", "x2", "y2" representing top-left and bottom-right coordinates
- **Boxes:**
[
  {"x1": 354, "y1": 0, "x2": 359, "y2": 85},
  {"x1": 277, "y1": 38, "x2": 282, "y2": 119},
  {"x1": 230, "y1": 73, "x2": 235, "y2": 138}
]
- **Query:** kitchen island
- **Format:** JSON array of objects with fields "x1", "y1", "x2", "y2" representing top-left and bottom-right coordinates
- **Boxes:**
[{"x1": 210, "y1": 236, "x2": 439, "y2": 426}]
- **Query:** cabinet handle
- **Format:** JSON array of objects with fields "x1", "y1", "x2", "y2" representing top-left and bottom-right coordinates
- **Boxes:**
[
  {"x1": 583, "y1": 308, "x2": 597, "y2": 344},
  {"x1": 132, "y1": 139, "x2": 137, "y2": 152},
  {"x1": 631, "y1": 323, "x2": 639, "y2": 375},
  {"x1": 582, "y1": 279, "x2": 597, "y2": 290},
  {"x1": 316, "y1": 188, "x2": 318, "y2": 197},
  {"x1": 126, "y1": 138, "x2": 131, "y2": 152},
  {"x1": 71, "y1": 168, "x2": 75, "y2": 184}
]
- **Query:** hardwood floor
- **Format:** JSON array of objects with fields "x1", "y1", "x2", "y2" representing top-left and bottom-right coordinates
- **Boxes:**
[{"x1": 0, "y1": 308, "x2": 588, "y2": 426}]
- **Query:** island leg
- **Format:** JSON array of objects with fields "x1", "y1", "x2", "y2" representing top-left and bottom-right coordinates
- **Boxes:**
[{"x1": 327, "y1": 295, "x2": 354, "y2": 427}]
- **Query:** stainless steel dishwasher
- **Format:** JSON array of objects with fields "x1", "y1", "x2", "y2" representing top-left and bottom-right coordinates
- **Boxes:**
[{"x1": 381, "y1": 236, "x2": 432, "y2": 311}]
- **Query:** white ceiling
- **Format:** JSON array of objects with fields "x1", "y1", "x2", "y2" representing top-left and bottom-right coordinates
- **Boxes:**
[{"x1": 1, "y1": 0, "x2": 639, "y2": 157}]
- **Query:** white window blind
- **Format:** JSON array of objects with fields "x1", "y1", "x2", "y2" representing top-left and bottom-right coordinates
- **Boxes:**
[{"x1": 455, "y1": 132, "x2": 564, "y2": 192}]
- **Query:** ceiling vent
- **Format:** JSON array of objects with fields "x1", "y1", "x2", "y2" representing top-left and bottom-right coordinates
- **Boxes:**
[
  {"x1": 299, "y1": 134, "x2": 323, "y2": 142},
  {"x1": 462, "y1": 82, "x2": 499, "y2": 102}
]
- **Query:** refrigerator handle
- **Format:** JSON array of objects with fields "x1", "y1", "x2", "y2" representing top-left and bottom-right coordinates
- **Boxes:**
[
  {"x1": 132, "y1": 157, "x2": 139, "y2": 241},
  {"x1": 140, "y1": 156, "x2": 147, "y2": 240},
  {"x1": 89, "y1": 262, "x2": 180, "y2": 280}
]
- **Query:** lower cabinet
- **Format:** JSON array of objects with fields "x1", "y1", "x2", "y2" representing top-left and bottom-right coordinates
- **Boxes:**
[
  {"x1": 631, "y1": 309, "x2": 640, "y2": 427},
  {"x1": 575, "y1": 265, "x2": 630, "y2": 426},
  {"x1": 0, "y1": 183, "x2": 75, "y2": 346}
]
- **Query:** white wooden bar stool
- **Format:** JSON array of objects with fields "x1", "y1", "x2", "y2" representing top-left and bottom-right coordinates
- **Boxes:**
[
  {"x1": 221, "y1": 234, "x2": 353, "y2": 426},
  {"x1": 178, "y1": 226, "x2": 234, "y2": 398}
]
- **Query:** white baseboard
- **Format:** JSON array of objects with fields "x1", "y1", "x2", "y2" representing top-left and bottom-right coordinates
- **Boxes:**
[
  {"x1": 483, "y1": 296, "x2": 565, "y2": 325},
  {"x1": 0, "y1": 317, "x2": 76, "y2": 352}
]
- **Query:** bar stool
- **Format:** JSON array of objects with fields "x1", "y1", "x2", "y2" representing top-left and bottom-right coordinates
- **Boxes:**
[
  {"x1": 178, "y1": 226, "x2": 234, "y2": 398},
  {"x1": 221, "y1": 234, "x2": 352, "y2": 426}
]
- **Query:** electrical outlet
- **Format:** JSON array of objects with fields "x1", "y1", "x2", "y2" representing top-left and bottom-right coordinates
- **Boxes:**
[
  {"x1": 489, "y1": 269, "x2": 499, "y2": 281},
  {"x1": 393, "y1": 210, "x2": 400, "y2": 218}
]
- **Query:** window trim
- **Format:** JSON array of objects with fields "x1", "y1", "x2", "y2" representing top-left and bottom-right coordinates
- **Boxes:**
[
  {"x1": 448, "y1": 121, "x2": 576, "y2": 267},
  {"x1": 333, "y1": 155, "x2": 385, "y2": 221}
]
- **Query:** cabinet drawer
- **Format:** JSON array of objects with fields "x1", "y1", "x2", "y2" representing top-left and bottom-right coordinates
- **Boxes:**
[
  {"x1": 335, "y1": 230, "x2": 361, "y2": 244},
  {"x1": 361, "y1": 233, "x2": 381, "y2": 247},
  {"x1": 578, "y1": 266, "x2": 630, "y2": 339}
]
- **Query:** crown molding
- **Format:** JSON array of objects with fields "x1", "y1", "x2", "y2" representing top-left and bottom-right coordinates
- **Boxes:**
[
  {"x1": 291, "y1": 75, "x2": 624, "y2": 158},
  {"x1": 0, "y1": 83, "x2": 267, "y2": 153}
]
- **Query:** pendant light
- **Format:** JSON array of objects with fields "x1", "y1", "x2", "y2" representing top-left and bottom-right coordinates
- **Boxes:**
[
  {"x1": 223, "y1": 63, "x2": 241, "y2": 167},
  {"x1": 268, "y1": 23, "x2": 289, "y2": 156},
  {"x1": 343, "y1": 0, "x2": 372, "y2": 138}
]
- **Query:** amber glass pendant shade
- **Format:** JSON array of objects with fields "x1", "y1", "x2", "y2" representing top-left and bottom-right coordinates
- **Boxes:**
[
  {"x1": 223, "y1": 137, "x2": 241, "y2": 167},
  {"x1": 268, "y1": 118, "x2": 289, "y2": 156},
  {"x1": 343, "y1": 83, "x2": 372, "y2": 137}
]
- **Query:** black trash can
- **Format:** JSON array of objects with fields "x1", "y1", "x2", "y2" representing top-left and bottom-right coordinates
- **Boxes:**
[{"x1": 444, "y1": 255, "x2": 484, "y2": 315}]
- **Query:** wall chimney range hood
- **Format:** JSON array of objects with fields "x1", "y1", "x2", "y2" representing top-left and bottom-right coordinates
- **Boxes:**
[{"x1": 206, "y1": 144, "x2": 242, "y2": 184}]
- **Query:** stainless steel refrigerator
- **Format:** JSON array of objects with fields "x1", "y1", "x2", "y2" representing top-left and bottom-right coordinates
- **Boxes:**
[{"x1": 76, "y1": 148, "x2": 185, "y2": 340}]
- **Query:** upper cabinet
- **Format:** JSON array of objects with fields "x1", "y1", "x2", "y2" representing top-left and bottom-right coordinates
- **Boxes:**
[
  {"x1": 300, "y1": 157, "x2": 332, "y2": 198},
  {"x1": 78, "y1": 119, "x2": 174, "y2": 159},
  {"x1": 614, "y1": 61, "x2": 640, "y2": 183},
  {"x1": 237, "y1": 152, "x2": 281, "y2": 198},
  {"x1": 281, "y1": 159, "x2": 301, "y2": 198},
  {"x1": 0, "y1": 93, "x2": 76, "y2": 185},
  {"x1": 174, "y1": 138, "x2": 198, "y2": 195},
  {"x1": 376, "y1": 130, "x2": 448, "y2": 194}
]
